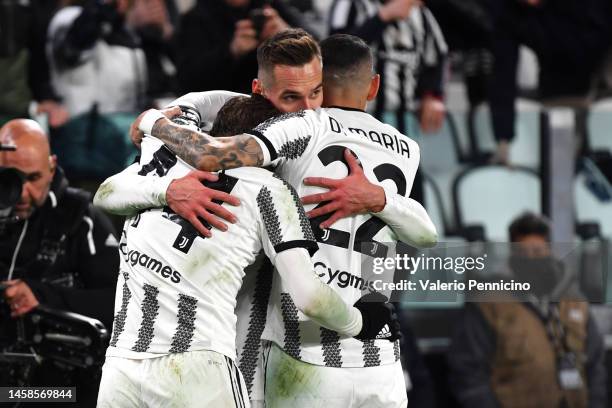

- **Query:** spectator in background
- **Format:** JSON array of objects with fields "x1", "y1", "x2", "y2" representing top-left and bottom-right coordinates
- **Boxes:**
[
  {"x1": 127, "y1": 0, "x2": 180, "y2": 102},
  {"x1": 329, "y1": 0, "x2": 448, "y2": 135},
  {"x1": 0, "y1": 0, "x2": 68, "y2": 128},
  {"x1": 47, "y1": 0, "x2": 148, "y2": 118},
  {"x1": 46, "y1": 0, "x2": 179, "y2": 182},
  {"x1": 175, "y1": 0, "x2": 317, "y2": 94},
  {"x1": 487, "y1": 0, "x2": 612, "y2": 164},
  {"x1": 448, "y1": 212, "x2": 607, "y2": 408},
  {"x1": 328, "y1": 0, "x2": 448, "y2": 203}
]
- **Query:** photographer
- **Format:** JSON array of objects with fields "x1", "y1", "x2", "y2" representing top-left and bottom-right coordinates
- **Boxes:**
[
  {"x1": 0, "y1": 119, "x2": 119, "y2": 406},
  {"x1": 176, "y1": 0, "x2": 317, "y2": 94},
  {"x1": 0, "y1": 118, "x2": 118, "y2": 332}
]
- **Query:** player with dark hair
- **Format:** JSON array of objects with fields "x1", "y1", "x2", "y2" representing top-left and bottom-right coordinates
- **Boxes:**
[
  {"x1": 210, "y1": 94, "x2": 281, "y2": 137},
  {"x1": 95, "y1": 92, "x2": 399, "y2": 407},
  {"x1": 124, "y1": 33, "x2": 435, "y2": 407}
]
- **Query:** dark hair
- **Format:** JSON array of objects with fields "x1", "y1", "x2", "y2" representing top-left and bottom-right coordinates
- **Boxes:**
[
  {"x1": 508, "y1": 212, "x2": 551, "y2": 242},
  {"x1": 257, "y1": 29, "x2": 321, "y2": 75},
  {"x1": 210, "y1": 94, "x2": 281, "y2": 137},
  {"x1": 320, "y1": 34, "x2": 373, "y2": 84}
]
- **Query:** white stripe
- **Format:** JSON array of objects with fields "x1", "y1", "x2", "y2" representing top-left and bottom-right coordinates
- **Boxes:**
[
  {"x1": 83, "y1": 216, "x2": 96, "y2": 255},
  {"x1": 249, "y1": 135, "x2": 271, "y2": 166},
  {"x1": 8, "y1": 220, "x2": 29, "y2": 281},
  {"x1": 423, "y1": 7, "x2": 448, "y2": 54},
  {"x1": 226, "y1": 357, "x2": 242, "y2": 408},
  {"x1": 330, "y1": 0, "x2": 351, "y2": 29},
  {"x1": 49, "y1": 191, "x2": 57, "y2": 208}
]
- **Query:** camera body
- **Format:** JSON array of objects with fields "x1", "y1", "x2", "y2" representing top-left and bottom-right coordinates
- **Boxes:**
[
  {"x1": 0, "y1": 143, "x2": 24, "y2": 222},
  {"x1": 249, "y1": 8, "x2": 268, "y2": 38},
  {"x1": 0, "y1": 167, "x2": 24, "y2": 225}
]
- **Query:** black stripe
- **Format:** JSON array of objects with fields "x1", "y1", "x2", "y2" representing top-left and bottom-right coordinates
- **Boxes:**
[
  {"x1": 274, "y1": 240, "x2": 319, "y2": 256},
  {"x1": 362, "y1": 339, "x2": 381, "y2": 367},
  {"x1": 272, "y1": 174, "x2": 316, "y2": 242},
  {"x1": 394, "y1": 340, "x2": 401, "y2": 361},
  {"x1": 277, "y1": 135, "x2": 311, "y2": 160},
  {"x1": 169, "y1": 294, "x2": 198, "y2": 353},
  {"x1": 246, "y1": 130, "x2": 278, "y2": 162},
  {"x1": 280, "y1": 293, "x2": 301, "y2": 359},
  {"x1": 233, "y1": 362, "x2": 247, "y2": 408},
  {"x1": 132, "y1": 284, "x2": 160, "y2": 352},
  {"x1": 238, "y1": 263, "x2": 273, "y2": 396},
  {"x1": 226, "y1": 357, "x2": 241, "y2": 408},
  {"x1": 256, "y1": 187, "x2": 283, "y2": 246},
  {"x1": 110, "y1": 272, "x2": 131, "y2": 347},
  {"x1": 320, "y1": 328, "x2": 343, "y2": 367}
]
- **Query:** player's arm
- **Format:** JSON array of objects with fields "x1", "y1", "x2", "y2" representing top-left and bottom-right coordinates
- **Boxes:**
[
  {"x1": 94, "y1": 136, "x2": 240, "y2": 236},
  {"x1": 167, "y1": 91, "x2": 246, "y2": 128},
  {"x1": 375, "y1": 191, "x2": 438, "y2": 248},
  {"x1": 93, "y1": 163, "x2": 171, "y2": 216},
  {"x1": 274, "y1": 248, "x2": 397, "y2": 340},
  {"x1": 274, "y1": 248, "x2": 362, "y2": 336},
  {"x1": 136, "y1": 109, "x2": 264, "y2": 171}
]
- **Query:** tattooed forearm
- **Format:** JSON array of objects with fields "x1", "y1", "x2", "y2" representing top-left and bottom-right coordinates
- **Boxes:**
[{"x1": 151, "y1": 120, "x2": 264, "y2": 171}]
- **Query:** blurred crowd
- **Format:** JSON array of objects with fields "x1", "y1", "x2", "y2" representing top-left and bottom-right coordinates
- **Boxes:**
[
  {"x1": 2, "y1": 0, "x2": 612, "y2": 407},
  {"x1": 2, "y1": 0, "x2": 611, "y2": 191}
]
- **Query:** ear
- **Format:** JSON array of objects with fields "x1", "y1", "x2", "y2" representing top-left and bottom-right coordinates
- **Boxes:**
[
  {"x1": 252, "y1": 78, "x2": 263, "y2": 95},
  {"x1": 367, "y1": 74, "x2": 380, "y2": 101},
  {"x1": 49, "y1": 155, "x2": 57, "y2": 175}
]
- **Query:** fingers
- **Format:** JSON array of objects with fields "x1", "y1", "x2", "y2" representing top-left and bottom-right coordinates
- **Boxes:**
[
  {"x1": 205, "y1": 202, "x2": 238, "y2": 224},
  {"x1": 197, "y1": 208, "x2": 228, "y2": 233},
  {"x1": 344, "y1": 148, "x2": 363, "y2": 173},
  {"x1": 319, "y1": 210, "x2": 346, "y2": 229},
  {"x1": 209, "y1": 190, "x2": 241, "y2": 207},
  {"x1": 301, "y1": 191, "x2": 335, "y2": 206},
  {"x1": 303, "y1": 177, "x2": 340, "y2": 189},
  {"x1": 190, "y1": 170, "x2": 218, "y2": 182},
  {"x1": 305, "y1": 201, "x2": 341, "y2": 219},
  {"x1": 188, "y1": 215, "x2": 212, "y2": 238},
  {"x1": 161, "y1": 106, "x2": 182, "y2": 119}
]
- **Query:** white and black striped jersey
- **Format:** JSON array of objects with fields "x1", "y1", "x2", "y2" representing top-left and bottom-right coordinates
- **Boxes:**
[
  {"x1": 106, "y1": 136, "x2": 317, "y2": 361},
  {"x1": 248, "y1": 107, "x2": 419, "y2": 367},
  {"x1": 330, "y1": 1, "x2": 448, "y2": 116}
]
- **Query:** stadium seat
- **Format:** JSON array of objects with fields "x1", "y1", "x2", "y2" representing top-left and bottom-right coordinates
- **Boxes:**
[
  {"x1": 423, "y1": 172, "x2": 448, "y2": 238},
  {"x1": 587, "y1": 98, "x2": 612, "y2": 153},
  {"x1": 467, "y1": 101, "x2": 541, "y2": 169},
  {"x1": 453, "y1": 165, "x2": 541, "y2": 241},
  {"x1": 381, "y1": 111, "x2": 465, "y2": 169},
  {"x1": 575, "y1": 170, "x2": 612, "y2": 238}
]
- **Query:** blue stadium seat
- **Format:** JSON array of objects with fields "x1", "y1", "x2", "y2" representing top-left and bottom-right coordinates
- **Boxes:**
[
  {"x1": 453, "y1": 165, "x2": 541, "y2": 241},
  {"x1": 575, "y1": 170, "x2": 612, "y2": 238}
]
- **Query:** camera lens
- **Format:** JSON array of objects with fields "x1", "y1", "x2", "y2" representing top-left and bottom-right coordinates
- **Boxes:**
[{"x1": 0, "y1": 167, "x2": 24, "y2": 209}]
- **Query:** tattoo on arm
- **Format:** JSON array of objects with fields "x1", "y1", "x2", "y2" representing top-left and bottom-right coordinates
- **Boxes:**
[{"x1": 152, "y1": 120, "x2": 264, "y2": 171}]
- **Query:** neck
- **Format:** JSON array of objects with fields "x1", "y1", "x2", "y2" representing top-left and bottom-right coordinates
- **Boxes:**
[{"x1": 323, "y1": 88, "x2": 368, "y2": 111}]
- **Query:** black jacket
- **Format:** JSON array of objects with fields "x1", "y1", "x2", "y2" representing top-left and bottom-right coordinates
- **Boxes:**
[
  {"x1": 175, "y1": 0, "x2": 315, "y2": 95},
  {"x1": 0, "y1": 169, "x2": 119, "y2": 329}
]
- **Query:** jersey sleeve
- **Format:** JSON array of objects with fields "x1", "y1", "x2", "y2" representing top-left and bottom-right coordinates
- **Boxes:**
[
  {"x1": 245, "y1": 109, "x2": 319, "y2": 167},
  {"x1": 167, "y1": 90, "x2": 246, "y2": 131},
  {"x1": 255, "y1": 175, "x2": 318, "y2": 264}
]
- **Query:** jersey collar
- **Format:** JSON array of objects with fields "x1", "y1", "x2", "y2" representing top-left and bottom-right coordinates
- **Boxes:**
[{"x1": 326, "y1": 105, "x2": 366, "y2": 113}]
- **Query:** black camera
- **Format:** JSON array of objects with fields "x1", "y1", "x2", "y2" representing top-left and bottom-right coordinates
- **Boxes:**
[
  {"x1": 0, "y1": 144, "x2": 24, "y2": 224},
  {"x1": 249, "y1": 8, "x2": 268, "y2": 38},
  {"x1": 0, "y1": 166, "x2": 23, "y2": 221}
]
